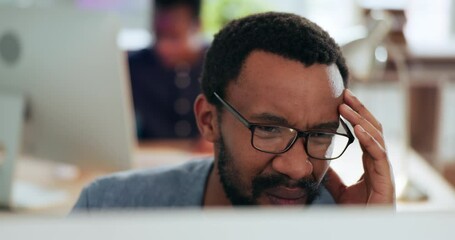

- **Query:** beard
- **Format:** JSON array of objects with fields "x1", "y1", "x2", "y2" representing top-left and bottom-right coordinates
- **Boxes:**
[{"x1": 216, "y1": 134, "x2": 324, "y2": 206}]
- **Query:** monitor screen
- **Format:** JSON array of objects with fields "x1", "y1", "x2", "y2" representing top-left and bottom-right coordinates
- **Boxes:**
[{"x1": 0, "y1": 7, "x2": 136, "y2": 171}]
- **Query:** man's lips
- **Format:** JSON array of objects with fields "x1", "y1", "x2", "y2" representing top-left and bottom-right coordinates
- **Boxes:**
[{"x1": 265, "y1": 187, "x2": 307, "y2": 205}]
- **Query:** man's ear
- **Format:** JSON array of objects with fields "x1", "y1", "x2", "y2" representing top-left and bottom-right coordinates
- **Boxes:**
[{"x1": 194, "y1": 94, "x2": 219, "y2": 142}]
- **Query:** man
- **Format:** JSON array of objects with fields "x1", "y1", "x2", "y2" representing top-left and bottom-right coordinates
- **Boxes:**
[
  {"x1": 73, "y1": 12, "x2": 395, "y2": 209},
  {"x1": 129, "y1": 0, "x2": 205, "y2": 139}
]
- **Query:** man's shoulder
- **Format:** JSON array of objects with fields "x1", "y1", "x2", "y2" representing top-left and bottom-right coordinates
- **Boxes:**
[
  {"x1": 73, "y1": 158, "x2": 213, "y2": 210},
  {"x1": 96, "y1": 157, "x2": 212, "y2": 183}
]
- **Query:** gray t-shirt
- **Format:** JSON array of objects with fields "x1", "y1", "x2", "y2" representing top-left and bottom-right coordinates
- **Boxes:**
[{"x1": 72, "y1": 158, "x2": 334, "y2": 211}]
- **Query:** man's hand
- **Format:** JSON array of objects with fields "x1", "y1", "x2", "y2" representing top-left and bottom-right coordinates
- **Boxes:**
[{"x1": 325, "y1": 89, "x2": 395, "y2": 205}]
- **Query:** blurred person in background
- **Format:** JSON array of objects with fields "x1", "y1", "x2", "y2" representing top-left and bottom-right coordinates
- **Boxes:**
[
  {"x1": 128, "y1": 0, "x2": 207, "y2": 141},
  {"x1": 73, "y1": 12, "x2": 395, "y2": 210}
]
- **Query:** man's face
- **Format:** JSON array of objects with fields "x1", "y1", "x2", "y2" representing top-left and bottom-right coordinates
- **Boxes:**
[
  {"x1": 215, "y1": 50, "x2": 345, "y2": 206},
  {"x1": 153, "y1": 5, "x2": 199, "y2": 68}
]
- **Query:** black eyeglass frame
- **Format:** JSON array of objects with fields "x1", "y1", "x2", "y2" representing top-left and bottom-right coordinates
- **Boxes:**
[{"x1": 213, "y1": 92, "x2": 355, "y2": 160}]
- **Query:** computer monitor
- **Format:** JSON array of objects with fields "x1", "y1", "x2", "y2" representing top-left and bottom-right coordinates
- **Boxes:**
[{"x1": 0, "y1": 7, "x2": 136, "y2": 171}]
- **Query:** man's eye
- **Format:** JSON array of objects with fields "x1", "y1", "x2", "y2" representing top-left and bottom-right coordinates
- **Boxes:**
[
  {"x1": 312, "y1": 132, "x2": 330, "y2": 137},
  {"x1": 310, "y1": 132, "x2": 334, "y2": 144},
  {"x1": 255, "y1": 126, "x2": 281, "y2": 134}
]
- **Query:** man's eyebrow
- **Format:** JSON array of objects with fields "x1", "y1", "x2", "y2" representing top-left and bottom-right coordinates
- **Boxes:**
[
  {"x1": 249, "y1": 113, "x2": 339, "y2": 130},
  {"x1": 310, "y1": 121, "x2": 340, "y2": 131},
  {"x1": 249, "y1": 113, "x2": 290, "y2": 126}
]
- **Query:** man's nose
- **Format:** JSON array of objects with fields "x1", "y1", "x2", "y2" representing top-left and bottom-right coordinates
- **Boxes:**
[{"x1": 271, "y1": 138, "x2": 313, "y2": 181}]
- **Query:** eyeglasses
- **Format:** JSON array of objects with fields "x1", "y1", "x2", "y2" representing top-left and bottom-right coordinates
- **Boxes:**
[{"x1": 213, "y1": 92, "x2": 355, "y2": 160}]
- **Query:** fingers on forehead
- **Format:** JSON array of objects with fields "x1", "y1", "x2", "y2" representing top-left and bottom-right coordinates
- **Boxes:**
[{"x1": 343, "y1": 90, "x2": 383, "y2": 132}]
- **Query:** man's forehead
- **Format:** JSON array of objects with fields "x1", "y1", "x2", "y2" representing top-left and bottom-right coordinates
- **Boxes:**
[
  {"x1": 326, "y1": 64, "x2": 344, "y2": 98},
  {"x1": 229, "y1": 51, "x2": 344, "y2": 98}
]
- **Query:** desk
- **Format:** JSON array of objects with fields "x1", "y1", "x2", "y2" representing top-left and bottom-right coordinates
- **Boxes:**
[
  {"x1": 3, "y1": 209, "x2": 455, "y2": 240},
  {"x1": 5, "y1": 138, "x2": 455, "y2": 216}
]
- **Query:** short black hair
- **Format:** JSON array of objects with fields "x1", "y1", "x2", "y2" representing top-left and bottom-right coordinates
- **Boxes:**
[
  {"x1": 155, "y1": 0, "x2": 201, "y2": 19},
  {"x1": 201, "y1": 12, "x2": 349, "y2": 105}
]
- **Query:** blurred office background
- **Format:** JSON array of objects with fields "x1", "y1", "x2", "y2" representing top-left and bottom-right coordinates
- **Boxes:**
[{"x1": 1, "y1": 0, "x2": 455, "y2": 214}]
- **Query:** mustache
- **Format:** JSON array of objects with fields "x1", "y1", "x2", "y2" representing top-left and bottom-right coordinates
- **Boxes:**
[{"x1": 251, "y1": 174, "x2": 320, "y2": 199}]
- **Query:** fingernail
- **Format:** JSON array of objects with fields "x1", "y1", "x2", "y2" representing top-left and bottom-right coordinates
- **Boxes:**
[{"x1": 358, "y1": 125, "x2": 366, "y2": 133}]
